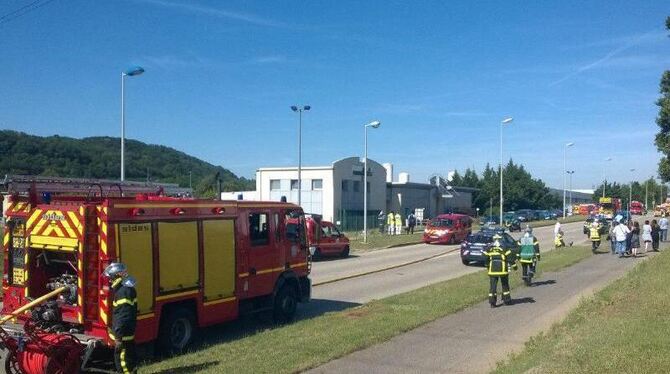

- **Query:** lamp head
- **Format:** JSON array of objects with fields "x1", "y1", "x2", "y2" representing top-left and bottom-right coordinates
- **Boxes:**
[
  {"x1": 501, "y1": 117, "x2": 513, "y2": 124},
  {"x1": 367, "y1": 120, "x2": 381, "y2": 128},
  {"x1": 124, "y1": 66, "x2": 145, "y2": 77},
  {"x1": 304, "y1": 105, "x2": 311, "y2": 111},
  {"x1": 290, "y1": 106, "x2": 298, "y2": 112},
  {"x1": 566, "y1": 142, "x2": 574, "y2": 147}
]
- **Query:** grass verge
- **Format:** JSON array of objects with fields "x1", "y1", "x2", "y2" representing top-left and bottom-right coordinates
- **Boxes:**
[
  {"x1": 140, "y1": 246, "x2": 594, "y2": 374},
  {"x1": 493, "y1": 249, "x2": 670, "y2": 374}
]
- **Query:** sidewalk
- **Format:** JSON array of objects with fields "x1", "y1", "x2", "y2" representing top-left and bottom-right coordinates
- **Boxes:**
[{"x1": 307, "y1": 250, "x2": 655, "y2": 374}]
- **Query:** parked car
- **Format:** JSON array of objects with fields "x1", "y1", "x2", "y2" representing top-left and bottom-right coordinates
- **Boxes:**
[
  {"x1": 306, "y1": 215, "x2": 350, "y2": 258},
  {"x1": 536, "y1": 210, "x2": 553, "y2": 220},
  {"x1": 516, "y1": 209, "x2": 534, "y2": 222},
  {"x1": 423, "y1": 213, "x2": 473, "y2": 244},
  {"x1": 503, "y1": 218, "x2": 521, "y2": 232},
  {"x1": 460, "y1": 227, "x2": 519, "y2": 265},
  {"x1": 479, "y1": 215, "x2": 499, "y2": 225}
]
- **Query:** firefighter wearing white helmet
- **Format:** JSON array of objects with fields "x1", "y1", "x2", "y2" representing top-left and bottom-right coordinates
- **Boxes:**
[
  {"x1": 104, "y1": 262, "x2": 138, "y2": 374},
  {"x1": 483, "y1": 233, "x2": 517, "y2": 307},
  {"x1": 518, "y1": 225, "x2": 540, "y2": 286}
]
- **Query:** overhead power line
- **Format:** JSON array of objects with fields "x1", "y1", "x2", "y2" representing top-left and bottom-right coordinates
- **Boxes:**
[{"x1": 0, "y1": 0, "x2": 57, "y2": 26}]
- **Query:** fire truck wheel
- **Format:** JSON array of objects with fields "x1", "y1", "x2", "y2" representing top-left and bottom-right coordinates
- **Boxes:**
[
  {"x1": 3, "y1": 351, "x2": 20, "y2": 374},
  {"x1": 157, "y1": 307, "x2": 196, "y2": 354},
  {"x1": 273, "y1": 284, "x2": 298, "y2": 324}
]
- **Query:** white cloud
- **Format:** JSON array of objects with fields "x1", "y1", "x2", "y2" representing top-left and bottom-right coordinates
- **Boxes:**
[{"x1": 135, "y1": 0, "x2": 287, "y2": 28}]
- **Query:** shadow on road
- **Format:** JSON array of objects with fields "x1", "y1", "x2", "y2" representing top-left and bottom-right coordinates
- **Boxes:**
[
  {"x1": 151, "y1": 362, "x2": 220, "y2": 373},
  {"x1": 313, "y1": 254, "x2": 360, "y2": 262},
  {"x1": 508, "y1": 297, "x2": 536, "y2": 305},
  {"x1": 531, "y1": 279, "x2": 556, "y2": 287}
]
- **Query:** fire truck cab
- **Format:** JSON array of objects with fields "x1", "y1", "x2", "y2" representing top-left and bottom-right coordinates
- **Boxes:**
[{"x1": 2, "y1": 176, "x2": 311, "y2": 360}]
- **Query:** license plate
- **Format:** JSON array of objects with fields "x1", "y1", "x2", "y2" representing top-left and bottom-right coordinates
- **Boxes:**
[{"x1": 470, "y1": 250, "x2": 481, "y2": 255}]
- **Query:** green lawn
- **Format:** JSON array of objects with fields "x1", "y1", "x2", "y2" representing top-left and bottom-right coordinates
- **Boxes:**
[
  {"x1": 494, "y1": 249, "x2": 670, "y2": 373},
  {"x1": 140, "y1": 246, "x2": 594, "y2": 374}
]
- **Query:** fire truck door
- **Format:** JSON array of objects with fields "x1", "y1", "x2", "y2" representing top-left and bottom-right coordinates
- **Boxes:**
[
  {"x1": 202, "y1": 220, "x2": 236, "y2": 303},
  {"x1": 246, "y1": 211, "x2": 279, "y2": 297}
]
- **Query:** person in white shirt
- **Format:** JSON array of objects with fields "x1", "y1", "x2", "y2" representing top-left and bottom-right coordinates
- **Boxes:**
[
  {"x1": 612, "y1": 220, "x2": 631, "y2": 257},
  {"x1": 554, "y1": 221, "x2": 561, "y2": 235},
  {"x1": 659, "y1": 216, "x2": 668, "y2": 242}
]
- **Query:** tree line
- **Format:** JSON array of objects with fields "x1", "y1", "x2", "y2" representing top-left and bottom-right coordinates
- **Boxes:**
[
  {"x1": 0, "y1": 130, "x2": 254, "y2": 197},
  {"x1": 593, "y1": 178, "x2": 666, "y2": 207},
  {"x1": 449, "y1": 160, "x2": 561, "y2": 216}
]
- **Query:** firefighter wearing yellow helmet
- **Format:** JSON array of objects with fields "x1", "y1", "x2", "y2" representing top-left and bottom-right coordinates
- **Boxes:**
[{"x1": 483, "y1": 233, "x2": 517, "y2": 307}]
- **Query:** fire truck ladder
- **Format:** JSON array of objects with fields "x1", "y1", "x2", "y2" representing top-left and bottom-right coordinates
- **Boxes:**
[{"x1": 1, "y1": 174, "x2": 193, "y2": 198}]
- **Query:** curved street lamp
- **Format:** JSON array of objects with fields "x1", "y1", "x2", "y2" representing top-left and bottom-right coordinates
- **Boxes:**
[
  {"x1": 363, "y1": 120, "x2": 381, "y2": 243},
  {"x1": 563, "y1": 142, "x2": 574, "y2": 218},
  {"x1": 121, "y1": 66, "x2": 145, "y2": 181},
  {"x1": 500, "y1": 117, "x2": 513, "y2": 225},
  {"x1": 291, "y1": 105, "x2": 311, "y2": 206}
]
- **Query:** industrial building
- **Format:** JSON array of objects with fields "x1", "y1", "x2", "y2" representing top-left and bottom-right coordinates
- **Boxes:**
[{"x1": 222, "y1": 157, "x2": 474, "y2": 230}]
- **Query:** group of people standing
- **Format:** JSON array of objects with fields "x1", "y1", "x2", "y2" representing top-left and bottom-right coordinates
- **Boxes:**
[
  {"x1": 608, "y1": 216, "x2": 667, "y2": 257},
  {"x1": 378, "y1": 210, "x2": 417, "y2": 235}
]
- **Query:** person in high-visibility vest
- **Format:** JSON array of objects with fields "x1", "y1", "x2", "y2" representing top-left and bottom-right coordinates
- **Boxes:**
[
  {"x1": 518, "y1": 225, "x2": 540, "y2": 286},
  {"x1": 394, "y1": 212, "x2": 402, "y2": 235},
  {"x1": 387, "y1": 211, "x2": 395, "y2": 235},
  {"x1": 483, "y1": 234, "x2": 517, "y2": 307},
  {"x1": 104, "y1": 262, "x2": 138, "y2": 374},
  {"x1": 590, "y1": 220, "x2": 601, "y2": 253}
]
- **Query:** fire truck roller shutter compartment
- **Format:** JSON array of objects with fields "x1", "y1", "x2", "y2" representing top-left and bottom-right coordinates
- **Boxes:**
[
  {"x1": 158, "y1": 222, "x2": 199, "y2": 292},
  {"x1": 117, "y1": 223, "x2": 154, "y2": 314},
  {"x1": 202, "y1": 220, "x2": 236, "y2": 302}
]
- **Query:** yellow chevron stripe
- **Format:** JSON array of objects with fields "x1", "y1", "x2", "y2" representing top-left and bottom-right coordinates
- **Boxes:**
[
  {"x1": 15, "y1": 202, "x2": 25, "y2": 212},
  {"x1": 79, "y1": 206, "x2": 84, "y2": 216},
  {"x1": 100, "y1": 308, "x2": 108, "y2": 324},
  {"x1": 102, "y1": 207, "x2": 108, "y2": 216},
  {"x1": 60, "y1": 218, "x2": 77, "y2": 238},
  {"x1": 100, "y1": 238, "x2": 108, "y2": 255},
  {"x1": 68, "y1": 212, "x2": 83, "y2": 236},
  {"x1": 31, "y1": 210, "x2": 51, "y2": 234},
  {"x1": 78, "y1": 312, "x2": 83, "y2": 323},
  {"x1": 26, "y1": 209, "x2": 43, "y2": 230},
  {"x1": 101, "y1": 222, "x2": 108, "y2": 236},
  {"x1": 3, "y1": 233, "x2": 9, "y2": 246}
]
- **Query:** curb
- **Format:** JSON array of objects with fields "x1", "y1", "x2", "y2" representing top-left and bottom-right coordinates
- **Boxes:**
[{"x1": 313, "y1": 247, "x2": 460, "y2": 287}]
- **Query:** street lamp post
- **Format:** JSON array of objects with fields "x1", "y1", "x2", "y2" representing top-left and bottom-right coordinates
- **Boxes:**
[
  {"x1": 629, "y1": 168, "x2": 636, "y2": 212},
  {"x1": 500, "y1": 117, "x2": 513, "y2": 225},
  {"x1": 291, "y1": 105, "x2": 311, "y2": 207},
  {"x1": 563, "y1": 142, "x2": 574, "y2": 218},
  {"x1": 602, "y1": 157, "x2": 612, "y2": 198},
  {"x1": 567, "y1": 170, "x2": 575, "y2": 214},
  {"x1": 363, "y1": 120, "x2": 381, "y2": 243},
  {"x1": 120, "y1": 66, "x2": 145, "y2": 181}
]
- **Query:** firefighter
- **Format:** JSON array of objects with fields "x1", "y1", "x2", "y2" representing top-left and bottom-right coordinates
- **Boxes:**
[
  {"x1": 518, "y1": 225, "x2": 540, "y2": 286},
  {"x1": 387, "y1": 211, "x2": 395, "y2": 235},
  {"x1": 104, "y1": 262, "x2": 138, "y2": 374},
  {"x1": 590, "y1": 220, "x2": 601, "y2": 253},
  {"x1": 394, "y1": 212, "x2": 402, "y2": 235},
  {"x1": 484, "y1": 234, "x2": 517, "y2": 307}
]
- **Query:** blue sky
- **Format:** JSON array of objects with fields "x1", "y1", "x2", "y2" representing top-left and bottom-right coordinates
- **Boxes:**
[{"x1": 1, "y1": 0, "x2": 669, "y2": 190}]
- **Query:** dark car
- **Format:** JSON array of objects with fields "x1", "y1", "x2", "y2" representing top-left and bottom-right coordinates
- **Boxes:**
[
  {"x1": 460, "y1": 228, "x2": 519, "y2": 265},
  {"x1": 479, "y1": 215, "x2": 499, "y2": 225},
  {"x1": 516, "y1": 209, "x2": 534, "y2": 222},
  {"x1": 536, "y1": 210, "x2": 553, "y2": 220}
]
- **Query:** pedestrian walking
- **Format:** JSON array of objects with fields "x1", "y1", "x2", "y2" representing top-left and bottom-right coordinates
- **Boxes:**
[
  {"x1": 642, "y1": 220, "x2": 653, "y2": 253},
  {"x1": 613, "y1": 219, "x2": 631, "y2": 258},
  {"x1": 659, "y1": 216, "x2": 668, "y2": 241},
  {"x1": 608, "y1": 221, "x2": 617, "y2": 254},
  {"x1": 387, "y1": 211, "x2": 395, "y2": 235},
  {"x1": 378, "y1": 210, "x2": 386, "y2": 234},
  {"x1": 407, "y1": 211, "x2": 417, "y2": 234},
  {"x1": 394, "y1": 212, "x2": 402, "y2": 235},
  {"x1": 517, "y1": 226, "x2": 540, "y2": 286},
  {"x1": 630, "y1": 221, "x2": 641, "y2": 257},
  {"x1": 651, "y1": 219, "x2": 661, "y2": 252}
]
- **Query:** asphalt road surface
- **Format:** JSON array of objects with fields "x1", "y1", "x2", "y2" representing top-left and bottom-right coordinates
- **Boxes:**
[
  {"x1": 301, "y1": 221, "x2": 586, "y2": 319},
  {"x1": 308, "y1": 242, "x2": 657, "y2": 374}
]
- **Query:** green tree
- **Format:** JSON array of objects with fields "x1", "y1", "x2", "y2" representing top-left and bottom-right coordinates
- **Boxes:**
[{"x1": 655, "y1": 16, "x2": 670, "y2": 181}]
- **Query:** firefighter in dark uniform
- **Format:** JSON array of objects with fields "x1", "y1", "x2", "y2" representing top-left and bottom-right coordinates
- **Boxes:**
[
  {"x1": 103, "y1": 262, "x2": 138, "y2": 374},
  {"x1": 484, "y1": 234, "x2": 517, "y2": 307}
]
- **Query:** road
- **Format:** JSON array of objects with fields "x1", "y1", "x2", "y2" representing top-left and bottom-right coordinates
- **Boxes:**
[
  {"x1": 300, "y1": 221, "x2": 586, "y2": 319},
  {"x1": 308, "y1": 245, "x2": 656, "y2": 374}
]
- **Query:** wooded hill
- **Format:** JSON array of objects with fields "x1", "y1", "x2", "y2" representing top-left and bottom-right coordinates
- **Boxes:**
[{"x1": 0, "y1": 130, "x2": 254, "y2": 197}]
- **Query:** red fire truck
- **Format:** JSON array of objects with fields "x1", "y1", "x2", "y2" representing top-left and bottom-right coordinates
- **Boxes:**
[{"x1": 2, "y1": 175, "x2": 311, "y2": 365}]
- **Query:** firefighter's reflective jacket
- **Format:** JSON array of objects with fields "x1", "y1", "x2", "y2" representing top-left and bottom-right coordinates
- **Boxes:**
[
  {"x1": 110, "y1": 277, "x2": 138, "y2": 342},
  {"x1": 387, "y1": 214, "x2": 395, "y2": 226},
  {"x1": 518, "y1": 235, "x2": 540, "y2": 264},
  {"x1": 484, "y1": 245, "x2": 516, "y2": 276},
  {"x1": 590, "y1": 226, "x2": 601, "y2": 241}
]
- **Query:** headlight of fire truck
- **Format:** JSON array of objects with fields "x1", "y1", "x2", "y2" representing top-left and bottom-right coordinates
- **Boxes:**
[{"x1": 309, "y1": 246, "x2": 317, "y2": 255}]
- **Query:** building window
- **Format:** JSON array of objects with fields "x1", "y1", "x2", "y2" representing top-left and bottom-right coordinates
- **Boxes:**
[
  {"x1": 270, "y1": 179, "x2": 281, "y2": 190},
  {"x1": 249, "y1": 213, "x2": 269, "y2": 246},
  {"x1": 341, "y1": 180, "x2": 349, "y2": 192},
  {"x1": 291, "y1": 179, "x2": 299, "y2": 190},
  {"x1": 353, "y1": 181, "x2": 361, "y2": 192},
  {"x1": 312, "y1": 179, "x2": 323, "y2": 190}
]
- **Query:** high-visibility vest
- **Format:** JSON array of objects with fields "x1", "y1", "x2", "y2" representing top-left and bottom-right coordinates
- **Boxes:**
[
  {"x1": 518, "y1": 235, "x2": 539, "y2": 263},
  {"x1": 484, "y1": 246, "x2": 513, "y2": 276},
  {"x1": 394, "y1": 214, "x2": 402, "y2": 225},
  {"x1": 590, "y1": 226, "x2": 600, "y2": 241},
  {"x1": 387, "y1": 214, "x2": 395, "y2": 225}
]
